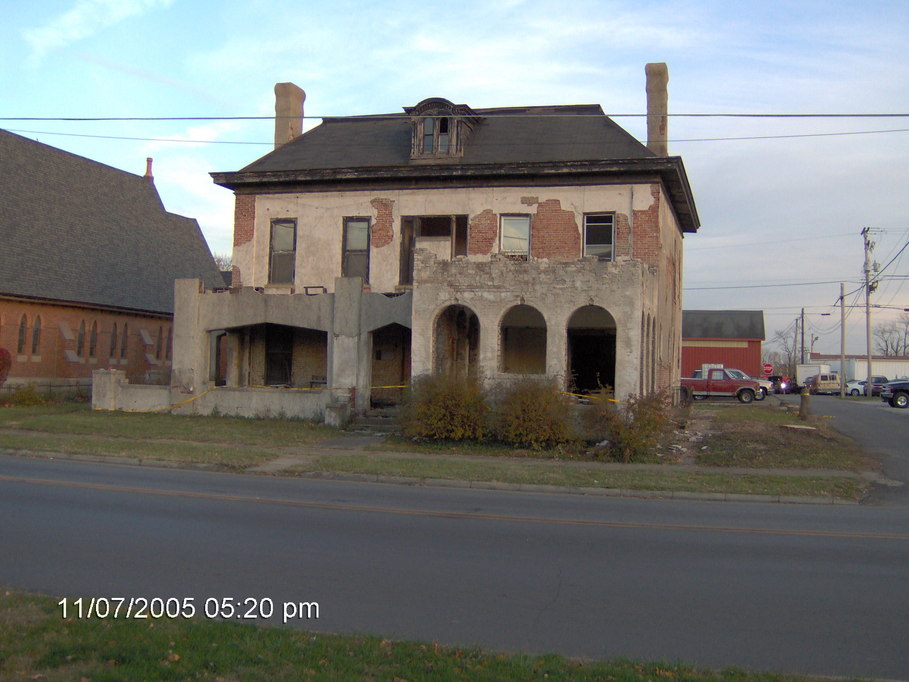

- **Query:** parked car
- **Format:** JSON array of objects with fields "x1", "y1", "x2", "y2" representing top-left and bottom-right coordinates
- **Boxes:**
[
  {"x1": 805, "y1": 373, "x2": 841, "y2": 395},
  {"x1": 725, "y1": 369, "x2": 772, "y2": 399},
  {"x1": 769, "y1": 375, "x2": 792, "y2": 394},
  {"x1": 845, "y1": 379, "x2": 866, "y2": 396},
  {"x1": 681, "y1": 368, "x2": 760, "y2": 403},
  {"x1": 881, "y1": 379, "x2": 909, "y2": 408},
  {"x1": 864, "y1": 376, "x2": 890, "y2": 396}
]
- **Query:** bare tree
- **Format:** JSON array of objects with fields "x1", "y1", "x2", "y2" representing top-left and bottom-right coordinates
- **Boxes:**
[
  {"x1": 212, "y1": 252, "x2": 232, "y2": 271},
  {"x1": 770, "y1": 329, "x2": 797, "y2": 374},
  {"x1": 873, "y1": 312, "x2": 909, "y2": 356}
]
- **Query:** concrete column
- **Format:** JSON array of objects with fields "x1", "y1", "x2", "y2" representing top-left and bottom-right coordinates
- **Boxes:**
[{"x1": 171, "y1": 279, "x2": 205, "y2": 394}]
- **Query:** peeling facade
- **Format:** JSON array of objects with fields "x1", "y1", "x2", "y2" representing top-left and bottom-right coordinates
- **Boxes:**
[{"x1": 158, "y1": 64, "x2": 699, "y2": 420}]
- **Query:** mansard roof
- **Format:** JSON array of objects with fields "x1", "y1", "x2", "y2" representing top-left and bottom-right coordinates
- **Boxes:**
[
  {"x1": 0, "y1": 129, "x2": 224, "y2": 314},
  {"x1": 212, "y1": 100, "x2": 699, "y2": 234}
]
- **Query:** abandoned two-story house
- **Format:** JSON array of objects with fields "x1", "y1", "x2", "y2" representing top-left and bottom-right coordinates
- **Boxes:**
[{"x1": 95, "y1": 63, "x2": 698, "y2": 420}]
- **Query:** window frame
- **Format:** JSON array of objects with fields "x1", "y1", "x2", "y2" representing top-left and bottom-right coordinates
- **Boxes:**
[
  {"x1": 583, "y1": 213, "x2": 615, "y2": 262},
  {"x1": 499, "y1": 214, "x2": 531, "y2": 256},
  {"x1": 342, "y1": 216, "x2": 371, "y2": 281},
  {"x1": 268, "y1": 218, "x2": 297, "y2": 285}
]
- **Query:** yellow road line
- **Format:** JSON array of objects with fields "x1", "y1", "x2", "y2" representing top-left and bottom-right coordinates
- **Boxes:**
[{"x1": 3, "y1": 474, "x2": 907, "y2": 542}]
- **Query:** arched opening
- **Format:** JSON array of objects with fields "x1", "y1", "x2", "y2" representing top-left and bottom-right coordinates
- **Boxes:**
[
  {"x1": 567, "y1": 306, "x2": 616, "y2": 393},
  {"x1": 500, "y1": 305, "x2": 546, "y2": 374},
  {"x1": 370, "y1": 323, "x2": 412, "y2": 407},
  {"x1": 434, "y1": 305, "x2": 480, "y2": 379}
]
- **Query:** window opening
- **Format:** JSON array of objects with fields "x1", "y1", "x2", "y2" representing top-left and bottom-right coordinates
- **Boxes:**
[
  {"x1": 584, "y1": 214, "x2": 614, "y2": 261},
  {"x1": 120, "y1": 324, "x2": 129, "y2": 358},
  {"x1": 110, "y1": 324, "x2": 118, "y2": 357},
  {"x1": 77, "y1": 321, "x2": 86, "y2": 357},
  {"x1": 31, "y1": 316, "x2": 41, "y2": 354},
  {"x1": 422, "y1": 117, "x2": 435, "y2": 153},
  {"x1": 438, "y1": 117, "x2": 450, "y2": 152},
  {"x1": 269, "y1": 219, "x2": 296, "y2": 284},
  {"x1": 343, "y1": 217, "x2": 370, "y2": 280},
  {"x1": 501, "y1": 215, "x2": 530, "y2": 255},
  {"x1": 89, "y1": 321, "x2": 98, "y2": 357},
  {"x1": 17, "y1": 315, "x2": 27, "y2": 354}
]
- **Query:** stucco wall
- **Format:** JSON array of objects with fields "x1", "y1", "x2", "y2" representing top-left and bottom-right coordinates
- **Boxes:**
[
  {"x1": 234, "y1": 183, "x2": 665, "y2": 295},
  {"x1": 411, "y1": 251, "x2": 655, "y2": 399}
]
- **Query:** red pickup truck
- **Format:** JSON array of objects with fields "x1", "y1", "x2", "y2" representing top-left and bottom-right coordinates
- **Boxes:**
[{"x1": 681, "y1": 368, "x2": 760, "y2": 403}]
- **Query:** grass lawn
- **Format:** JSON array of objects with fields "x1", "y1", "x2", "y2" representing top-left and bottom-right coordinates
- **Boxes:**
[
  {"x1": 0, "y1": 590, "x2": 829, "y2": 681},
  {"x1": 300, "y1": 454, "x2": 865, "y2": 499},
  {"x1": 692, "y1": 402, "x2": 876, "y2": 472},
  {"x1": 0, "y1": 401, "x2": 875, "y2": 499}
]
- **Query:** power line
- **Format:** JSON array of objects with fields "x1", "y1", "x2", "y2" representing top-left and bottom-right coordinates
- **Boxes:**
[
  {"x1": 684, "y1": 279, "x2": 858, "y2": 291},
  {"x1": 10, "y1": 125, "x2": 909, "y2": 148},
  {"x1": 3, "y1": 112, "x2": 909, "y2": 122}
]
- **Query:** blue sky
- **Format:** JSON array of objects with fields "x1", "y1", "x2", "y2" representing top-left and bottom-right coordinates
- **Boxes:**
[{"x1": 3, "y1": 0, "x2": 908, "y2": 355}]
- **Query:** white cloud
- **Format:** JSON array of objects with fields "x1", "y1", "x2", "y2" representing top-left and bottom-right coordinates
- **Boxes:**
[{"x1": 23, "y1": 0, "x2": 175, "y2": 64}]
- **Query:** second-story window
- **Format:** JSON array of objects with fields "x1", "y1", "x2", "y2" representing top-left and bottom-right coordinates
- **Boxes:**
[
  {"x1": 500, "y1": 215, "x2": 531, "y2": 256},
  {"x1": 342, "y1": 217, "x2": 370, "y2": 280},
  {"x1": 269, "y1": 219, "x2": 296, "y2": 285},
  {"x1": 584, "y1": 214, "x2": 615, "y2": 261}
]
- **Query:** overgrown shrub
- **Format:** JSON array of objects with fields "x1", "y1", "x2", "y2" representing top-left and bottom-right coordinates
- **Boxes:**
[
  {"x1": 491, "y1": 378, "x2": 576, "y2": 450},
  {"x1": 400, "y1": 374, "x2": 489, "y2": 441},
  {"x1": 585, "y1": 390, "x2": 671, "y2": 463},
  {"x1": 9, "y1": 385, "x2": 46, "y2": 407}
]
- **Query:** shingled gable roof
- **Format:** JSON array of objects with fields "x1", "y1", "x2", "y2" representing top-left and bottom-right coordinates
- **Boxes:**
[
  {"x1": 683, "y1": 310, "x2": 766, "y2": 341},
  {"x1": 212, "y1": 102, "x2": 700, "y2": 234},
  {"x1": 0, "y1": 129, "x2": 224, "y2": 315}
]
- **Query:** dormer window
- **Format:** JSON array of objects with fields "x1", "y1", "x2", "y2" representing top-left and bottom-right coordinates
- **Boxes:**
[
  {"x1": 406, "y1": 98, "x2": 479, "y2": 160},
  {"x1": 422, "y1": 117, "x2": 451, "y2": 154}
]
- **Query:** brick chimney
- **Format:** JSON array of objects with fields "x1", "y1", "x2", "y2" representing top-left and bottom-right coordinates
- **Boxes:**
[
  {"x1": 144, "y1": 157, "x2": 154, "y2": 180},
  {"x1": 645, "y1": 63, "x2": 669, "y2": 156},
  {"x1": 274, "y1": 82, "x2": 306, "y2": 149}
]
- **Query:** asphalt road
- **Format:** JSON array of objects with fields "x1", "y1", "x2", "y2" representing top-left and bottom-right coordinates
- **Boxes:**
[
  {"x1": 779, "y1": 393, "x2": 909, "y2": 505},
  {"x1": 2, "y1": 454, "x2": 908, "y2": 680}
]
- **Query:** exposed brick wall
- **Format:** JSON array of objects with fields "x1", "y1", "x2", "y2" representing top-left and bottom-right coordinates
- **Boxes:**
[
  {"x1": 631, "y1": 184, "x2": 661, "y2": 266},
  {"x1": 0, "y1": 299, "x2": 170, "y2": 384},
  {"x1": 231, "y1": 266, "x2": 242, "y2": 288},
  {"x1": 370, "y1": 198, "x2": 394, "y2": 248},
  {"x1": 468, "y1": 209, "x2": 497, "y2": 255},
  {"x1": 233, "y1": 194, "x2": 255, "y2": 247},
  {"x1": 530, "y1": 199, "x2": 580, "y2": 260},
  {"x1": 615, "y1": 213, "x2": 631, "y2": 258}
]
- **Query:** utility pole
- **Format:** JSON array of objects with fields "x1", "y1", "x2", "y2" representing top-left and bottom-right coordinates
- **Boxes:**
[
  {"x1": 862, "y1": 227, "x2": 876, "y2": 396},
  {"x1": 840, "y1": 282, "x2": 846, "y2": 398},
  {"x1": 800, "y1": 307, "x2": 806, "y2": 365}
]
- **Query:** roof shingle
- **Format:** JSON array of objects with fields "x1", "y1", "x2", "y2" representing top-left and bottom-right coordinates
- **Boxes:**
[{"x1": 0, "y1": 129, "x2": 224, "y2": 314}]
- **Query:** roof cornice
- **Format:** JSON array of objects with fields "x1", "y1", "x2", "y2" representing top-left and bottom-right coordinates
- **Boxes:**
[{"x1": 211, "y1": 156, "x2": 699, "y2": 232}]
